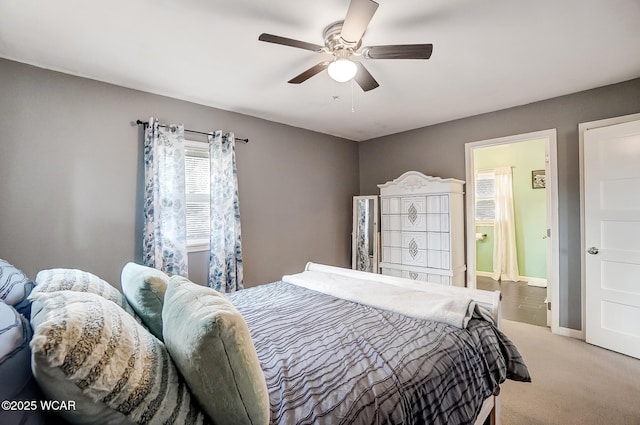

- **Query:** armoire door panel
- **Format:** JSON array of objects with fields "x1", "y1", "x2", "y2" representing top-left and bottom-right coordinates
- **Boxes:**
[
  {"x1": 381, "y1": 197, "x2": 401, "y2": 214},
  {"x1": 440, "y1": 195, "x2": 450, "y2": 213},
  {"x1": 440, "y1": 214, "x2": 450, "y2": 232},
  {"x1": 427, "y1": 250, "x2": 442, "y2": 269},
  {"x1": 427, "y1": 232, "x2": 440, "y2": 250},
  {"x1": 382, "y1": 214, "x2": 402, "y2": 231},
  {"x1": 427, "y1": 214, "x2": 441, "y2": 231},
  {"x1": 382, "y1": 230, "x2": 402, "y2": 247},
  {"x1": 382, "y1": 246, "x2": 402, "y2": 264}
]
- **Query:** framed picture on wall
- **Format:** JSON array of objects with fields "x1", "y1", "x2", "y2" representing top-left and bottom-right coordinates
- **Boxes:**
[{"x1": 532, "y1": 169, "x2": 546, "y2": 189}]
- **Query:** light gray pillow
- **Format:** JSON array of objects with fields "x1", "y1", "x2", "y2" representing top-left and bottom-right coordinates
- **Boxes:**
[
  {"x1": 163, "y1": 276, "x2": 270, "y2": 425},
  {"x1": 29, "y1": 290, "x2": 209, "y2": 425},
  {"x1": 121, "y1": 262, "x2": 169, "y2": 340},
  {"x1": 34, "y1": 268, "x2": 138, "y2": 319},
  {"x1": 0, "y1": 259, "x2": 34, "y2": 318}
]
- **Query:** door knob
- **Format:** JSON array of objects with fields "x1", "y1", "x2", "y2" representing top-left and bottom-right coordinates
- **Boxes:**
[{"x1": 587, "y1": 247, "x2": 599, "y2": 255}]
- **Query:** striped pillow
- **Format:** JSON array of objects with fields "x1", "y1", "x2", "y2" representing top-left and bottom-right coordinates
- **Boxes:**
[
  {"x1": 34, "y1": 268, "x2": 138, "y2": 319},
  {"x1": 0, "y1": 259, "x2": 34, "y2": 318},
  {"x1": 0, "y1": 301, "x2": 44, "y2": 425},
  {"x1": 29, "y1": 290, "x2": 209, "y2": 425}
]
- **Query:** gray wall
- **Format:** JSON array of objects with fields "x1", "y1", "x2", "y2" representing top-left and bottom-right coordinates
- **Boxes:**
[
  {"x1": 3, "y1": 57, "x2": 639, "y2": 330},
  {"x1": 0, "y1": 59, "x2": 359, "y2": 289},
  {"x1": 359, "y1": 78, "x2": 640, "y2": 330}
]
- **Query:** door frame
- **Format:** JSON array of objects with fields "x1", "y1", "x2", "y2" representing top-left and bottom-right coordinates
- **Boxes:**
[
  {"x1": 578, "y1": 112, "x2": 640, "y2": 338},
  {"x1": 465, "y1": 129, "x2": 560, "y2": 334}
]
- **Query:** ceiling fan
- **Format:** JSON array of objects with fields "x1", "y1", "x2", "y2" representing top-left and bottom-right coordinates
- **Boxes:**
[{"x1": 258, "y1": 0, "x2": 433, "y2": 92}]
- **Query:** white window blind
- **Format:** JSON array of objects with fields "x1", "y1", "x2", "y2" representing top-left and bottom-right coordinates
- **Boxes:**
[
  {"x1": 475, "y1": 171, "x2": 495, "y2": 222},
  {"x1": 185, "y1": 141, "x2": 210, "y2": 250}
]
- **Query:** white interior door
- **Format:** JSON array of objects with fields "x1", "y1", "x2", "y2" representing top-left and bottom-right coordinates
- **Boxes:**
[{"x1": 584, "y1": 119, "x2": 640, "y2": 358}]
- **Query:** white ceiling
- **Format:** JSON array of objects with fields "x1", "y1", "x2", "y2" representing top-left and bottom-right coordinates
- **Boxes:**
[{"x1": 1, "y1": 0, "x2": 639, "y2": 141}]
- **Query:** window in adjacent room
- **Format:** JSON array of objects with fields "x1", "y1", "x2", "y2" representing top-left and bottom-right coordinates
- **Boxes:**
[
  {"x1": 475, "y1": 170, "x2": 495, "y2": 224},
  {"x1": 185, "y1": 140, "x2": 210, "y2": 252}
]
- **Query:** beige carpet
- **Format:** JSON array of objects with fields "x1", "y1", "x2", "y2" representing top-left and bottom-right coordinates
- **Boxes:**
[{"x1": 500, "y1": 320, "x2": 640, "y2": 425}]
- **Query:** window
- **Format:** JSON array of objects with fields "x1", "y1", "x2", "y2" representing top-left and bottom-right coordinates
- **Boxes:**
[
  {"x1": 475, "y1": 170, "x2": 495, "y2": 224},
  {"x1": 185, "y1": 140, "x2": 210, "y2": 251}
]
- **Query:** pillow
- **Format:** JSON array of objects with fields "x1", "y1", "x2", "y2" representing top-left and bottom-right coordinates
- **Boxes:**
[
  {"x1": 0, "y1": 259, "x2": 34, "y2": 318},
  {"x1": 29, "y1": 290, "x2": 209, "y2": 425},
  {"x1": 163, "y1": 276, "x2": 269, "y2": 425},
  {"x1": 34, "y1": 268, "x2": 138, "y2": 319},
  {"x1": 0, "y1": 301, "x2": 44, "y2": 425},
  {"x1": 120, "y1": 262, "x2": 169, "y2": 340}
]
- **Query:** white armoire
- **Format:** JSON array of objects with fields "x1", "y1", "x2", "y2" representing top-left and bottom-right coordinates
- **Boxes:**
[{"x1": 378, "y1": 171, "x2": 466, "y2": 286}]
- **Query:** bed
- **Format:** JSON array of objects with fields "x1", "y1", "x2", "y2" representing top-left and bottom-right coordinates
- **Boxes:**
[
  {"x1": 226, "y1": 262, "x2": 530, "y2": 425},
  {"x1": 14, "y1": 260, "x2": 529, "y2": 425}
]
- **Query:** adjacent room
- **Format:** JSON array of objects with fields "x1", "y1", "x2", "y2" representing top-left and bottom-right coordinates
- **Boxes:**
[{"x1": 1, "y1": 0, "x2": 640, "y2": 424}]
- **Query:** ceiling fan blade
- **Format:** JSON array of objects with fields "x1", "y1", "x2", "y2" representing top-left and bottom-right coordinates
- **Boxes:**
[
  {"x1": 288, "y1": 62, "x2": 331, "y2": 84},
  {"x1": 354, "y1": 62, "x2": 379, "y2": 92},
  {"x1": 340, "y1": 0, "x2": 379, "y2": 44},
  {"x1": 363, "y1": 44, "x2": 433, "y2": 59},
  {"x1": 258, "y1": 33, "x2": 324, "y2": 52}
]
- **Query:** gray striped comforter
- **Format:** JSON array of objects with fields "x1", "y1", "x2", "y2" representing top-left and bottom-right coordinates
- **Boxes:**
[{"x1": 227, "y1": 281, "x2": 529, "y2": 425}]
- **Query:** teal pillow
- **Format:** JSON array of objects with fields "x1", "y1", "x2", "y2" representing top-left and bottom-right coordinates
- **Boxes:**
[
  {"x1": 163, "y1": 276, "x2": 270, "y2": 425},
  {"x1": 29, "y1": 290, "x2": 209, "y2": 425},
  {"x1": 121, "y1": 262, "x2": 169, "y2": 340}
]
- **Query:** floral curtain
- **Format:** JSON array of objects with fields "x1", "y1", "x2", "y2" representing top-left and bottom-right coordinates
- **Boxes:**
[
  {"x1": 208, "y1": 131, "x2": 243, "y2": 292},
  {"x1": 492, "y1": 166, "x2": 520, "y2": 282},
  {"x1": 143, "y1": 117, "x2": 188, "y2": 276}
]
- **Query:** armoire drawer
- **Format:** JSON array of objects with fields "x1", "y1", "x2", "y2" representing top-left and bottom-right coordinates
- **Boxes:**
[
  {"x1": 401, "y1": 232, "x2": 427, "y2": 250},
  {"x1": 401, "y1": 270, "x2": 428, "y2": 281},
  {"x1": 401, "y1": 248, "x2": 450, "y2": 269},
  {"x1": 401, "y1": 197, "x2": 426, "y2": 215},
  {"x1": 401, "y1": 213, "x2": 427, "y2": 231},
  {"x1": 402, "y1": 247, "x2": 427, "y2": 266},
  {"x1": 399, "y1": 270, "x2": 452, "y2": 285}
]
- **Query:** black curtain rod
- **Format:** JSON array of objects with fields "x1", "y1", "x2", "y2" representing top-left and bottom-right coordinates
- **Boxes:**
[{"x1": 136, "y1": 120, "x2": 248, "y2": 143}]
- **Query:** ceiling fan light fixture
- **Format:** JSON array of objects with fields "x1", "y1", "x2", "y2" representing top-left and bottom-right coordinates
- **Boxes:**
[{"x1": 328, "y1": 58, "x2": 358, "y2": 82}]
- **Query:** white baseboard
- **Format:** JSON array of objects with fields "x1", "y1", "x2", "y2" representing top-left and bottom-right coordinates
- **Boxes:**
[
  {"x1": 553, "y1": 326, "x2": 584, "y2": 340},
  {"x1": 525, "y1": 276, "x2": 547, "y2": 288},
  {"x1": 476, "y1": 271, "x2": 547, "y2": 287}
]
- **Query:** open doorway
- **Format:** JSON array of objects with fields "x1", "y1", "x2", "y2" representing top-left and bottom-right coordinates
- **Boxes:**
[{"x1": 465, "y1": 129, "x2": 560, "y2": 332}]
